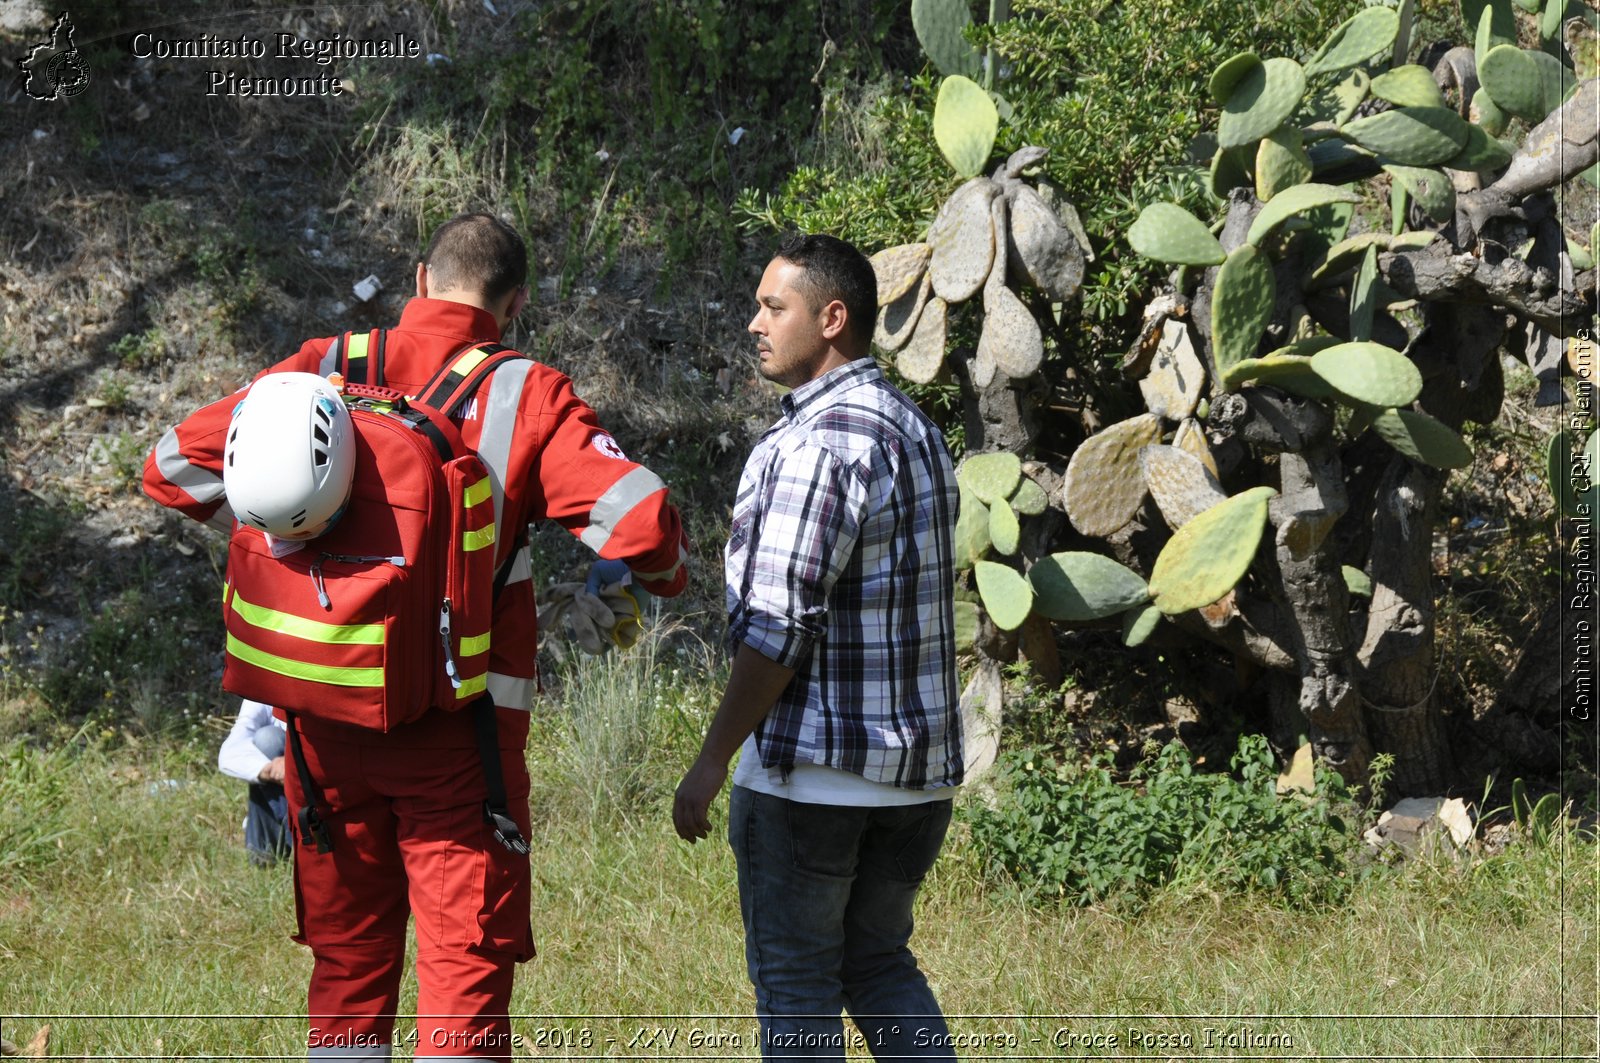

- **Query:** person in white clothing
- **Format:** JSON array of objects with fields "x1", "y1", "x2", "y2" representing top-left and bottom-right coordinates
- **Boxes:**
[{"x1": 217, "y1": 699, "x2": 292, "y2": 865}]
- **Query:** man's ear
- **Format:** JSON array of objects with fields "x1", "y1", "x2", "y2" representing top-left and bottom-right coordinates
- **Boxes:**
[
  {"x1": 819, "y1": 298, "x2": 849, "y2": 342},
  {"x1": 507, "y1": 284, "x2": 530, "y2": 322},
  {"x1": 415, "y1": 262, "x2": 429, "y2": 298}
]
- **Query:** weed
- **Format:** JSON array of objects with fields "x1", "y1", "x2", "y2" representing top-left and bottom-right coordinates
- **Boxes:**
[{"x1": 110, "y1": 327, "x2": 166, "y2": 370}]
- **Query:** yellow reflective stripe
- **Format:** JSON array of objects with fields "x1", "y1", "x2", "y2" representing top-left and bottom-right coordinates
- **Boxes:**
[
  {"x1": 463, "y1": 524, "x2": 496, "y2": 552},
  {"x1": 463, "y1": 476, "x2": 492, "y2": 508},
  {"x1": 450, "y1": 346, "x2": 493, "y2": 376},
  {"x1": 455, "y1": 672, "x2": 488, "y2": 699},
  {"x1": 227, "y1": 634, "x2": 385, "y2": 688},
  {"x1": 460, "y1": 631, "x2": 491, "y2": 658},
  {"x1": 231, "y1": 591, "x2": 385, "y2": 645},
  {"x1": 345, "y1": 332, "x2": 370, "y2": 364}
]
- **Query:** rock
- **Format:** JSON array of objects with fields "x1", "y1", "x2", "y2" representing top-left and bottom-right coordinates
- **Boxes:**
[{"x1": 1437, "y1": 797, "x2": 1475, "y2": 847}]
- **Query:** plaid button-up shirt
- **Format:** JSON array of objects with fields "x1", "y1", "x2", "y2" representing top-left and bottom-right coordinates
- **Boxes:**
[{"x1": 726, "y1": 358, "x2": 963, "y2": 790}]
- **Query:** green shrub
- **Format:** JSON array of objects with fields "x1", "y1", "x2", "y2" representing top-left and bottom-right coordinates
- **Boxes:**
[{"x1": 964, "y1": 734, "x2": 1363, "y2": 908}]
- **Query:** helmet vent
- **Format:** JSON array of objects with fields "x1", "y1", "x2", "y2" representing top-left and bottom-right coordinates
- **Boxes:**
[
  {"x1": 291, "y1": 509, "x2": 308, "y2": 528},
  {"x1": 313, "y1": 448, "x2": 330, "y2": 468},
  {"x1": 313, "y1": 424, "x2": 329, "y2": 446}
]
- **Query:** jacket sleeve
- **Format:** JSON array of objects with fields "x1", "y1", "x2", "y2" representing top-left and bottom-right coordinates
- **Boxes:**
[
  {"x1": 527, "y1": 372, "x2": 689, "y2": 598},
  {"x1": 141, "y1": 340, "x2": 333, "y2": 532}
]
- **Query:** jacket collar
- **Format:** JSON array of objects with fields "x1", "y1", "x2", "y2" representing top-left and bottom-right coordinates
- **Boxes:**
[{"x1": 779, "y1": 357, "x2": 881, "y2": 421}]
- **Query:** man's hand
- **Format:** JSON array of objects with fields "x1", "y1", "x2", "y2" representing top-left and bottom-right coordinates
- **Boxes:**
[
  {"x1": 585, "y1": 558, "x2": 631, "y2": 595},
  {"x1": 259, "y1": 756, "x2": 286, "y2": 784},
  {"x1": 673, "y1": 755, "x2": 729, "y2": 843}
]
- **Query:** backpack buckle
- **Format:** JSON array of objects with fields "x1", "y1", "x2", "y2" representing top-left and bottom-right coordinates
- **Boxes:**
[
  {"x1": 484, "y1": 802, "x2": 529, "y2": 856},
  {"x1": 298, "y1": 804, "x2": 334, "y2": 854}
]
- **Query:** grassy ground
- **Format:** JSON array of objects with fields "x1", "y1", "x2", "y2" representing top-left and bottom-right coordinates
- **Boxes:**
[{"x1": 3, "y1": 639, "x2": 1595, "y2": 1061}]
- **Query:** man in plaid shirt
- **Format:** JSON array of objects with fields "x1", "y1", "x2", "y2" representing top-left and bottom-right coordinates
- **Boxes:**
[{"x1": 674, "y1": 233, "x2": 963, "y2": 1060}]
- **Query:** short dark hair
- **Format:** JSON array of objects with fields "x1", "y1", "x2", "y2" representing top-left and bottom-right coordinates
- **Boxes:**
[
  {"x1": 774, "y1": 233, "x2": 877, "y2": 354},
  {"x1": 422, "y1": 213, "x2": 528, "y2": 303}
]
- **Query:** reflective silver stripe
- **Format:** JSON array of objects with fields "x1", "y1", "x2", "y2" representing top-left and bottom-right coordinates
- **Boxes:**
[
  {"x1": 579, "y1": 466, "x2": 667, "y2": 553},
  {"x1": 205, "y1": 503, "x2": 237, "y2": 535},
  {"x1": 154, "y1": 426, "x2": 226, "y2": 506},
  {"x1": 308, "y1": 1044, "x2": 391, "y2": 1060},
  {"x1": 317, "y1": 336, "x2": 340, "y2": 376},
  {"x1": 487, "y1": 671, "x2": 533, "y2": 710},
  {"x1": 632, "y1": 543, "x2": 687, "y2": 583},
  {"x1": 476, "y1": 359, "x2": 534, "y2": 540},
  {"x1": 502, "y1": 545, "x2": 532, "y2": 586}
]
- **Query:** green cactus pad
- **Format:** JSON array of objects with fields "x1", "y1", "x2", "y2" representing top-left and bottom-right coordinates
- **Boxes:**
[
  {"x1": 989, "y1": 497, "x2": 1021, "y2": 556},
  {"x1": 1210, "y1": 51, "x2": 1263, "y2": 104},
  {"x1": 1007, "y1": 184, "x2": 1085, "y2": 302},
  {"x1": 1010, "y1": 476, "x2": 1049, "y2": 516},
  {"x1": 1389, "y1": 230, "x2": 1440, "y2": 251},
  {"x1": 1540, "y1": 0, "x2": 1566, "y2": 40},
  {"x1": 1138, "y1": 319, "x2": 1206, "y2": 421},
  {"x1": 897, "y1": 294, "x2": 948, "y2": 384},
  {"x1": 1148, "y1": 486, "x2": 1277, "y2": 615},
  {"x1": 1256, "y1": 128, "x2": 1314, "y2": 201},
  {"x1": 1063, "y1": 413, "x2": 1163, "y2": 537},
  {"x1": 1349, "y1": 244, "x2": 1379, "y2": 343},
  {"x1": 1310, "y1": 341, "x2": 1423, "y2": 407},
  {"x1": 1548, "y1": 429, "x2": 1600, "y2": 518},
  {"x1": 1210, "y1": 145, "x2": 1254, "y2": 198},
  {"x1": 1141, "y1": 445, "x2": 1228, "y2": 529},
  {"x1": 1306, "y1": 6, "x2": 1401, "y2": 78},
  {"x1": 981, "y1": 273, "x2": 1045, "y2": 379},
  {"x1": 955, "y1": 485, "x2": 992, "y2": 569},
  {"x1": 1218, "y1": 57, "x2": 1306, "y2": 150},
  {"x1": 1341, "y1": 565, "x2": 1374, "y2": 598},
  {"x1": 953, "y1": 599, "x2": 980, "y2": 652},
  {"x1": 1122, "y1": 603, "x2": 1163, "y2": 647},
  {"x1": 1383, "y1": 164, "x2": 1455, "y2": 222},
  {"x1": 1469, "y1": 87, "x2": 1510, "y2": 137},
  {"x1": 928, "y1": 178, "x2": 998, "y2": 302},
  {"x1": 1305, "y1": 232, "x2": 1391, "y2": 288},
  {"x1": 1211, "y1": 245, "x2": 1275, "y2": 377},
  {"x1": 871, "y1": 243, "x2": 932, "y2": 306},
  {"x1": 1300, "y1": 68, "x2": 1370, "y2": 126},
  {"x1": 1478, "y1": 44, "x2": 1547, "y2": 120},
  {"x1": 933, "y1": 76, "x2": 1000, "y2": 178},
  {"x1": 1529, "y1": 49, "x2": 1578, "y2": 118},
  {"x1": 1246, "y1": 183, "x2": 1363, "y2": 246},
  {"x1": 1173, "y1": 418, "x2": 1219, "y2": 477},
  {"x1": 1128, "y1": 202, "x2": 1226, "y2": 266},
  {"x1": 1342, "y1": 107, "x2": 1470, "y2": 166},
  {"x1": 975, "y1": 561, "x2": 1035, "y2": 631},
  {"x1": 874, "y1": 270, "x2": 931, "y2": 353},
  {"x1": 1371, "y1": 65, "x2": 1448, "y2": 109},
  {"x1": 1469, "y1": 0, "x2": 1517, "y2": 61},
  {"x1": 1371, "y1": 408, "x2": 1474, "y2": 469},
  {"x1": 1306, "y1": 137, "x2": 1377, "y2": 180},
  {"x1": 1444, "y1": 122, "x2": 1514, "y2": 171},
  {"x1": 1028, "y1": 551, "x2": 1151, "y2": 622},
  {"x1": 1220, "y1": 353, "x2": 1336, "y2": 398},
  {"x1": 959, "y1": 451, "x2": 1023, "y2": 505},
  {"x1": 911, "y1": 0, "x2": 982, "y2": 80}
]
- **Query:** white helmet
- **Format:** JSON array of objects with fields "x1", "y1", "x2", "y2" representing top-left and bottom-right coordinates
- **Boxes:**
[{"x1": 223, "y1": 373, "x2": 356, "y2": 541}]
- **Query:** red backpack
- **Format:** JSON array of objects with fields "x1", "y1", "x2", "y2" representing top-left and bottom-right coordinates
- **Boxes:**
[{"x1": 222, "y1": 333, "x2": 531, "y2": 855}]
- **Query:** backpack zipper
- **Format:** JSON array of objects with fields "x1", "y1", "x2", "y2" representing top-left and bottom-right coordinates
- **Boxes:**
[
  {"x1": 439, "y1": 598, "x2": 462, "y2": 689},
  {"x1": 308, "y1": 554, "x2": 408, "y2": 611}
]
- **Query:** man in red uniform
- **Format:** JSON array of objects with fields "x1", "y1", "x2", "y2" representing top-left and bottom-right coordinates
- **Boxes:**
[{"x1": 144, "y1": 213, "x2": 689, "y2": 1061}]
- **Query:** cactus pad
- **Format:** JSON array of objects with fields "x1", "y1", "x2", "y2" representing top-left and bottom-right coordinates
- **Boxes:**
[
  {"x1": 1300, "y1": 68, "x2": 1370, "y2": 126},
  {"x1": 1478, "y1": 44, "x2": 1547, "y2": 120},
  {"x1": 1211, "y1": 245, "x2": 1275, "y2": 377},
  {"x1": 1548, "y1": 428, "x2": 1600, "y2": 518},
  {"x1": 975, "y1": 561, "x2": 1035, "y2": 632},
  {"x1": 1246, "y1": 182, "x2": 1363, "y2": 246},
  {"x1": 874, "y1": 270, "x2": 931, "y2": 353},
  {"x1": 1445, "y1": 123, "x2": 1514, "y2": 172},
  {"x1": 1305, "y1": 6, "x2": 1400, "y2": 78},
  {"x1": 1469, "y1": 0, "x2": 1517, "y2": 60},
  {"x1": 955, "y1": 485, "x2": 992, "y2": 569},
  {"x1": 871, "y1": 243, "x2": 932, "y2": 306},
  {"x1": 1028, "y1": 551, "x2": 1150, "y2": 622},
  {"x1": 1383, "y1": 163, "x2": 1455, "y2": 222},
  {"x1": 959, "y1": 451, "x2": 1023, "y2": 505},
  {"x1": 1371, "y1": 65, "x2": 1448, "y2": 109},
  {"x1": 1128, "y1": 202, "x2": 1226, "y2": 266},
  {"x1": 897, "y1": 294, "x2": 948, "y2": 384},
  {"x1": 1349, "y1": 244, "x2": 1379, "y2": 343},
  {"x1": 953, "y1": 600, "x2": 980, "y2": 652},
  {"x1": 933, "y1": 75, "x2": 1000, "y2": 178},
  {"x1": 1256, "y1": 128, "x2": 1313, "y2": 201},
  {"x1": 1469, "y1": 87, "x2": 1510, "y2": 137},
  {"x1": 1342, "y1": 107, "x2": 1470, "y2": 166},
  {"x1": 911, "y1": 0, "x2": 982, "y2": 80},
  {"x1": 1010, "y1": 476, "x2": 1049, "y2": 516},
  {"x1": 1218, "y1": 57, "x2": 1306, "y2": 149},
  {"x1": 1007, "y1": 184, "x2": 1086, "y2": 302},
  {"x1": 1138, "y1": 318, "x2": 1206, "y2": 420},
  {"x1": 1305, "y1": 232, "x2": 1391, "y2": 289},
  {"x1": 1310, "y1": 341, "x2": 1423, "y2": 407},
  {"x1": 1121, "y1": 603, "x2": 1163, "y2": 647},
  {"x1": 1063, "y1": 413, "x2": 1163, "y2": 537},
  {"x1": 1221, "y1": 352, "x2": 1336, "y2": 398},
  {"x1": 1174, "y1": 418, "x2": 1219, "y2": 477},
  {"x1": 1148, "y1": 486, "x2": 1277, "y2": 615},
  {"x1": 982, "y1": 267, "x2": 1045, "y2": 379},
  {"x1": 1210, "y1": 51, "x2": 1263, "y2": 103},
  {"x1": 1371, "y1": 408, "x2": 1474, "y2": 469},
  {"x1": 989, "y1": 497, "x2": 1021, "y2": 556},
  {"x1": 1211, "y1": 145, "x2": 1254, "y2": 198},
  {"x1": 928, "y1": 178, "x2": 998, "y2": 302},
  {"x1": 1141, "y1": 445, "x2": 1228, "y2": 530}
]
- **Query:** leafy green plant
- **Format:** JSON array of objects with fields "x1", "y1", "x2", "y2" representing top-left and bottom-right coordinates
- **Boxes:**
[{"x1": 963, "y1": 734, "x2": 1362, "y2": 908}]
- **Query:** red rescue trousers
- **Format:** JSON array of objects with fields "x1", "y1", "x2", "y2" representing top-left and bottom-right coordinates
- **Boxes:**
[{"x1": 284, "y1": 728, "x2": 535, "y2": 1061}]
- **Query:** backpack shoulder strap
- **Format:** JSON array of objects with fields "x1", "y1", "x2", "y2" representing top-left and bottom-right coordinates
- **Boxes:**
[
  {"x1": 339, "y1": 328, "x2": 388, "y2": 386},
  {"x1": 415, "y1": 342, "x2": 528, "y2": 417}
]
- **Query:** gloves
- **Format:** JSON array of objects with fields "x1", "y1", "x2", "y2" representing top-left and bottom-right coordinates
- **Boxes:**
[
  {"x1": 585, "y1": 558, "x2": 632, "y2": 596},
  {"x1": 538, "y1": 580, "x2": 643, "y2": 656}
]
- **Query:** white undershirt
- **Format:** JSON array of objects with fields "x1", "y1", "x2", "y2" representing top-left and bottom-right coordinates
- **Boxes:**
[{"x1": 732, "y1": 735, "x2": 953, "y2": 807}]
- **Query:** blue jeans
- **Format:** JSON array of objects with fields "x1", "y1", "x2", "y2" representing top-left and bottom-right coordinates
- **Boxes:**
[
  {"x1": 728, "y1": 786, "x2": 955, "y2": 1061},
  {"x1": 247, "y1": 724, "x2": 291, "y2": 865}
]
